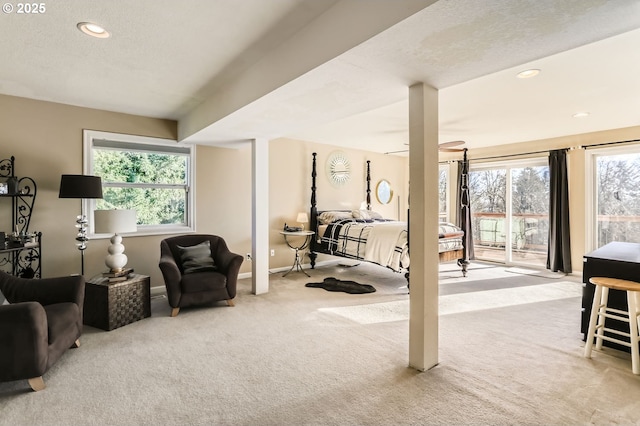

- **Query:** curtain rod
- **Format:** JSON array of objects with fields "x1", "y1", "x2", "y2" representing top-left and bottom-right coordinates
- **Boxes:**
[
  {"x1": 439, "y1": 138, "x2": 640, "y2": 164},
  {"x1": 582, "y1": 138, "x2": 640, "y2": 150},
  {"x1": 467, "y1": 149, "x2": 550, "y2": 162},
  {"x1": 437, "y1": 151, "x2": 546, "y2": 164}
]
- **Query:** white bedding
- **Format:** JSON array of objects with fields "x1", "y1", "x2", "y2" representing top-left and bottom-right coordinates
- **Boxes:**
[
  {"x1": 316, "y1": 217, "x2": 463, "y2": 273},
  {"x1": 364, "y1": 221, "x2": 408, "y2": 271},
  {"x1": 320, "y1": 219, "x2": 408, "y2": 272}
]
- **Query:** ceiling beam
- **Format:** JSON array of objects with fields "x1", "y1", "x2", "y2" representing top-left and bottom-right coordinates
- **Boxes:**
[{"x1": 178, "y1": 0, "x2": 436, "y2": 143}]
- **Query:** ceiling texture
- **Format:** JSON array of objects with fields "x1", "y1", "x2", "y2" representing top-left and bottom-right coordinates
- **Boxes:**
[{"x1": 1, "y1": 0, "x2": 639, "y2": 155}]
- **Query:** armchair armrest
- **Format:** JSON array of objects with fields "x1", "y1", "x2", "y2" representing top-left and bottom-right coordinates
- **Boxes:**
[
  {"x1": 0, "y1": 302, "x2": 48, "y2": 381},
  {"x1": 159, "y1": 254, "x2": 182, "y2": 307},
  {"x1": 215, "y1": 249, "x2": 239, "y2": 273},
  {"x1": 214, "y1": 249, "x2": 243, "y2": 299},
  {"x1": 1, "y1": 274, "x2": 85, "y2": 309}
]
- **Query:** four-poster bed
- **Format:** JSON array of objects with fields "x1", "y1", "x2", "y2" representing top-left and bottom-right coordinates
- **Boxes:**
[{"x1": 307, "y1": 152, "x2": 469, "y2": 283}]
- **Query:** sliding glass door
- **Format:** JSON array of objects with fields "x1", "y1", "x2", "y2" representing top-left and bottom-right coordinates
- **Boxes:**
[{"x1": 469, "y1": 158, "x2": 549, "y2": 267}]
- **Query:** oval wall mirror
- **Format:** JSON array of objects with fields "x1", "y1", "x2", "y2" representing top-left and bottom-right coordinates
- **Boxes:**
[{"x1": 376, "y1": 179, "x2": 393, "y2": 204}]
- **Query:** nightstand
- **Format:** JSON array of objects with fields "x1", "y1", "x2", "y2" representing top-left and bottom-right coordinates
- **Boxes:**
[
  {"x1": 84, "y1": 273, "x2": 151, "y2": 331},
  {"x1": 280, "y1": 230, "x2": 315, "y2": 277}
]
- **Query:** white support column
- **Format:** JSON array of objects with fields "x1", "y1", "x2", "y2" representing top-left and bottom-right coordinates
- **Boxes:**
[
  {"x1": 252, "y1": 139, "x2": 269, "y2": 295},
  {"x1": 408, "y1": 83, "x2": 440, "y2": 371}
]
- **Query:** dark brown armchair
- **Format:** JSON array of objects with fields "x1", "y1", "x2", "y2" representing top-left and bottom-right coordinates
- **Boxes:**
[
  {"x1": 0, "y1": 271, "x2": 85, "y2": 391},
  {"x1": 159, "y1": 234, "x2": 243, "y2": 317}
]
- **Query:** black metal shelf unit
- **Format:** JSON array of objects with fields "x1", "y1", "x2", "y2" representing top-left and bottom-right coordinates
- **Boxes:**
[{"x1": 0, "y1": 156, "x2": 41, "y2": 278}]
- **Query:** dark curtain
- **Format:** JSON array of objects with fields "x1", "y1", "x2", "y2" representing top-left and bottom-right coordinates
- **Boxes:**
[
  {"x1": 457, "y1": 149, "x2": 474, "y2": 263},
  {"x1": 547, "y1": 149, "x2": 572, "y2": 273}
]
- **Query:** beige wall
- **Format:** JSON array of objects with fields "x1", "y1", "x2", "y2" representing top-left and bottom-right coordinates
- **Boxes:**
[
  {"x1": 0, "y1": 95, "x2": 178, "y2": 289},
  {"x1": 268, "y1": 138, "x2": 408, "y2": 267},
  {"x1": 193, "y1": 144, "x2": 252, "y2": 264},
  {"x1": 0, "y1": 94, "x2": 406, "y2": 292},
  {"x1": 3, "y1": 93, "x2": 639, "y2": 289}
]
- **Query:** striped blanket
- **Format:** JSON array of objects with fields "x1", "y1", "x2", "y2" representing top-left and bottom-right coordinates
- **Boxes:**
[
  {"x1": 319, "y1": 220, "x2": 464, "y2": 273},
  {"x1": 321, "y1": 219, "x2": 408, "y2": 272}
]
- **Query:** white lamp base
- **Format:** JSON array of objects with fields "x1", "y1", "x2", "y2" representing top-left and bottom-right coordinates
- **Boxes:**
[{"x1": 105, "y1": 234, "x2": 128, "y2": 273}]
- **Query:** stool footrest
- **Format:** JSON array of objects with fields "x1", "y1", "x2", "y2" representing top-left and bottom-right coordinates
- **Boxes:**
[
  {"x1": 584, "y1": 280, "x2": 640, "y2": 375},
  {"x1": 593, "y1": 328, "x2": 633, "y2": 347},
  {"x1": 599, "y1": 309, "x2": 632, "y2": 321}
]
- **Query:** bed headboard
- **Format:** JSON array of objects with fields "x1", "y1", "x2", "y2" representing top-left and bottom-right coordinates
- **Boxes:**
[{"x1": 309, "y1": 152, "x2": 372, "y2": 253}]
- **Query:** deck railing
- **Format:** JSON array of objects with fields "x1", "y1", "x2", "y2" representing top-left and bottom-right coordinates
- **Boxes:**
[{"x1": 471, "y1": 212, "x2": 549, "y2": 252}]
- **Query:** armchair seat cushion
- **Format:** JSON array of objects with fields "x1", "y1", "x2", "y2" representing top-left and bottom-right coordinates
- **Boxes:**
[{"x1": 181, "y1": 271, "x2": 227, "y2": 294}]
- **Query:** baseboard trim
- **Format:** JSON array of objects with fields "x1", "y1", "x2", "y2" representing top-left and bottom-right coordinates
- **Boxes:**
[
  {"x1": 150, "y1": 286, "x2": 166, "y2": 298},
  {"x1": 237, "y1": 259, "x2": 341, "y2": 279}
]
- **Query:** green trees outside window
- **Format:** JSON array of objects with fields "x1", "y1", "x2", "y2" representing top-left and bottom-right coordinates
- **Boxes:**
[{"x1": 93, "y1": 149, "x2": 188, "y2": 227}]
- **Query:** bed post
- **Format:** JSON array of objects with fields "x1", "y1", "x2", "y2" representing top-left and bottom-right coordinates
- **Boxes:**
[
  {"x1": 406, "y1": 207, "x2": 410, "y2": 288},
  {"x1": 366, "y1": 160, "x2": 371, "y2": 210},
  {"x1": 309, "y1": 152, "x2": 318, "y2": 269},
  {"x1": 458, "y1": 148, "x2": 470, "y2": 277}
]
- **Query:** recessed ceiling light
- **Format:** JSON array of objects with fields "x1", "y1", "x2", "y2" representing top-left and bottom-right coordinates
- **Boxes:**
[
  {"x1": 572, "y1": 112, "x2": 590, "y2": 118},
  {"x1": 516, "y1": 69, "x2": 540, "y2": 79},
  {"x1": 77, "y1": 22, "x2": 110, "y2": 39}
]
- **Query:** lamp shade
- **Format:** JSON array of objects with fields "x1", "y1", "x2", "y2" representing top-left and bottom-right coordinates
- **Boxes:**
[
  {"x1": 59, "y1": 175, "x2": 103, "y2": 199},
  {"x1": 296, "y1": 212, "x2": 309, "y2": 223},
  {"x1": 94, "y1": 209, "x2": 137, "y2": 234}
]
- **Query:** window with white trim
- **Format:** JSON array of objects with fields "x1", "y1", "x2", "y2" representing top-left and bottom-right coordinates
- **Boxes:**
[
  {"x1": 84, "y1": 130, "x2": 194, "y2": 236},
  {"x1": 587, "y1": 143, "x2": 640, "y2": 250},
  {"x1": 438, "y1": 164, "x2": 449, "y2": 222}
]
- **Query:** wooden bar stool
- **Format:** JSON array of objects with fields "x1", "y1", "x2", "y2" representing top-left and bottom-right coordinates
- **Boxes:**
[{"x1": 584, "y1": 277, "x2": 640, "y2": 374}]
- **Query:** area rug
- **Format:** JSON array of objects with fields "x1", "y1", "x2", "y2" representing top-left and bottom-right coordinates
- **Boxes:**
[{"x1": 306, "y1": 277, "x2": 376, "y2": 294}]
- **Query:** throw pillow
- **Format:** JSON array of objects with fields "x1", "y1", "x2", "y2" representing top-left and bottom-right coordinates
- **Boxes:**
[{"x1": 177, "y1": 241, "x2": 217, "y2": 274}]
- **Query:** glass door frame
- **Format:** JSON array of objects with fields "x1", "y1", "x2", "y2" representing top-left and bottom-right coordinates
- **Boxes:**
[{"x1": 470, "y1": 156, "x2": 549, "y2": 266}]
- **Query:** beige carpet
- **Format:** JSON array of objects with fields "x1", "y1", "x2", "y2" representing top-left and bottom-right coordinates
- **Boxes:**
[
  {"x1": 1, "y1": 262, "x2": 639, "y2": 425},
  {"x1": 505, "y1": 266, "x2": 567, "y2": 279}
]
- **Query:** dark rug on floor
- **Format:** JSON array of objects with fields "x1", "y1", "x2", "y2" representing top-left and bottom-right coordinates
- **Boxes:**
[{"x1": 306, "y1": 277, "x2": 376, "y2": 294}]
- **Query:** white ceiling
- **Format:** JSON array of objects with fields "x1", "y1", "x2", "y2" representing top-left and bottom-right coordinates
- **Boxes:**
[{"x1": 1, "y1": 0, "x2": 639, "y2": 154}]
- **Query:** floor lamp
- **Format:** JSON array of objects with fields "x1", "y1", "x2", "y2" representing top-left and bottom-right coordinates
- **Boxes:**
[{"x1": 59, "y1": 174, "x2": 103, "y2": 276}]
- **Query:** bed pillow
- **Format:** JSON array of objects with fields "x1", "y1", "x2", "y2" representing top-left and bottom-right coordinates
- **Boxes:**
[
  {"x1": 318, "y1": 211, "x2": 352, "y2": 225},
  {"x1": 351, "y1": 209, "x2": 369, "y2": 220},
  {"x1": 0, "y1": 288, "x2": 8, "y2": 305},
  {"x1": 352, "y1": 209, "x2": 384, "y2": 220},
  {"x1": 177, "y1": 241, "x2": 217, "y2": 274}
]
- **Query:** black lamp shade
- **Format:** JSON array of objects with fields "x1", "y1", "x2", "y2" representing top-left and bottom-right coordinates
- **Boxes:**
[{"x1": 59, "y1": 175, "x2": 103, "y2": 199}]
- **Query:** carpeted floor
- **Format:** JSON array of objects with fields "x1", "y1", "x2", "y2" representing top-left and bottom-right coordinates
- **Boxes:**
[{"x1": 1, "y1": 261, "x2": 639, "y2": 425}]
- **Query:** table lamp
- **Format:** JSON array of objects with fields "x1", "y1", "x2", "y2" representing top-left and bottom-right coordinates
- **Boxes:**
[
  {"x1": 94, "y1": 209, "x2": 137, "y2": 274},
  {"x1": 296, "y1": 212, "x2": 309, "y2": 230},
  {"x1": 59, "y1": 174, "x2": 103, "y2": 275}
]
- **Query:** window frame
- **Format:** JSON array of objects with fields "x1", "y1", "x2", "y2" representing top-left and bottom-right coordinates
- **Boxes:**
[
  {"x1": 586, "y1": 143, "x2": 640, "y2": 252},
  {"x1": 83, "y1": 129, "x2": 195, "y2": 238},
  {"x1": 438, "y1": 163, "x2": 450, "y2": 223}
]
